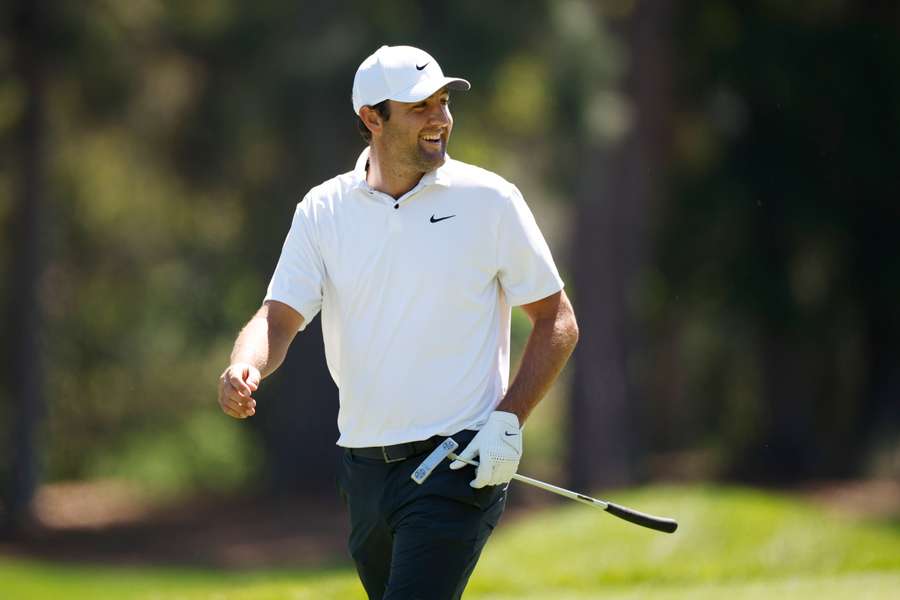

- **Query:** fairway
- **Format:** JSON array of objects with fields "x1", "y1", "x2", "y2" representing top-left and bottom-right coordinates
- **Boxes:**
[{"x1": 3, "y1": 486, "x2": 898, "y2": 599}]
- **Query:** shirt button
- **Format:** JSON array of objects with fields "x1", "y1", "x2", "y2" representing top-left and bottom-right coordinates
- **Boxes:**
[{"x1": 394, "y1": 204, "x2": 399, "y2": 210}]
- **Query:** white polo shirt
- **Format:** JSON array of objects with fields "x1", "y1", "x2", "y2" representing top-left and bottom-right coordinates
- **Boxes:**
[{"x1": 265, "y1": 148, "x2": 564, "y2": 447}]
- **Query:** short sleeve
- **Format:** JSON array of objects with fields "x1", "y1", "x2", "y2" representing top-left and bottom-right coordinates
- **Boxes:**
[
  {"x1": 264, "y1": 197, "x2": 326, "y2": 330},
  {"x1": 496, "y1": 186, "x2": 564, "y2": 306}
]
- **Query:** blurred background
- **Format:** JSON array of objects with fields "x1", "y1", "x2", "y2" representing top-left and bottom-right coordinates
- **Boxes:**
[{"x1": 1, "y1": 1, "x2": 899, "y2": 598}]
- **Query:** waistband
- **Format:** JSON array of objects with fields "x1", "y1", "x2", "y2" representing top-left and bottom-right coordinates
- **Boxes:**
[{"x1": 345, "y1": 430, "x2": 476, "y2": 464}]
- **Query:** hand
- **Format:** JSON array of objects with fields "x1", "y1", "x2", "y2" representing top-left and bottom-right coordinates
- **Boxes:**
[
  {"x1": 449, "y1": 411, "x2": 522, "y2": 488},
  {"x1": 217, "y1": 363, "x2": 260, "y2": 419}
]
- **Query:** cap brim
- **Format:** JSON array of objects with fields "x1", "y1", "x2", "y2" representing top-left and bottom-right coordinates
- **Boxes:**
[{"x1": 392, "y1": 77, "x2": 471, "y2": 104}]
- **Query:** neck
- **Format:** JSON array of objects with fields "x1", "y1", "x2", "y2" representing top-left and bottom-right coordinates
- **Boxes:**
[{"x1": 366, "y1": 144, "x2": 425, "y2": 199}]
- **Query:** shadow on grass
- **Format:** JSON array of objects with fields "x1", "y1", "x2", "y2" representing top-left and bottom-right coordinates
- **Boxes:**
[{"x1": 1, "y1": 490, "x2": 353, "y2": 571}]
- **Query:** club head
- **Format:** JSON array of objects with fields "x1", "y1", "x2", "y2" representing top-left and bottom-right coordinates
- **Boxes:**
[{"x1": 411, "y1": 438, "x2": 459, "y2": 484}]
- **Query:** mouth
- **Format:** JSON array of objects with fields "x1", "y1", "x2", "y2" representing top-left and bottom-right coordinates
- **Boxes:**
[{"x1": 419, "y1": 132, "x2": 444, "y2": 149}]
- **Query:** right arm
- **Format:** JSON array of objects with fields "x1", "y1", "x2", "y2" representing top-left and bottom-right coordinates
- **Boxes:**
[{"x1": 217, "y1": 300, "x2": 305, "y2": 419}]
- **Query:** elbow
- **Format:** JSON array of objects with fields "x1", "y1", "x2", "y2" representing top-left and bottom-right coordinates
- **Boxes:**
[
  {"x1": 567, "y1": 313, "x2": 580, "y2": 350},
  {"x1": 555, "y1": 292, "x2": 579, "y2": 351},
  {"x1": 561, "y1": 307, "x2": 579, "y2": 351}
]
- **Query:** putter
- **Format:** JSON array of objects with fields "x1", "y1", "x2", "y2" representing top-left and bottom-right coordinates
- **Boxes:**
[
  {"x1": 411, "y1": 437, "x2": 678, "y2": 534},
  {"x1": 412, "y1": 438, "x2": 459, "y2": 484}
]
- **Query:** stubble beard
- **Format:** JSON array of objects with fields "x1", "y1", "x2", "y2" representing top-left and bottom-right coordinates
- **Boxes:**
[
  {"x1": 412, "y1": 138, "x2": 446, "y2": 172},
  {"x1": 383, "y1": 127, "x2": 446, "y2": 175}
]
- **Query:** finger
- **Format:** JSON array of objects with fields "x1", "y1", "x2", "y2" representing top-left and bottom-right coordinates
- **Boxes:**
[
  {"x1": 245, "y1": 369, "x2": 261, "y2": 392},
  {"x1": 224, "y1": 396, "x2": 255, "y2": 416},
  {"x1": 219, "y1": 394, "x2": 241, "y2": 414},
  {"x1": 449, "y1": 442, "x2": 478, "y2": 470},
  {"x1": 224, "y1": 403, "x2": 255, "y2": 418},
  {"x1": 228, "y1": 392, "x2": 256, "y2": 409},
  {"x1": 222, "y1": 404, "x2": 246, "y2": 419},
  {"x1": 219, "y1": 385, "x2": 256, "y2": 415},
  {"x1": 222, "y1": 384, "x2": 255, "y2": 408},
  {"x1": 227, "y1": 371, "x2": 254, "y2": 397},
  {"x1": 449, "y1": 453, "x2": 468, "y2": 470},
  {"x1": 470, "y1": 463, "x2": 492, "y2": 488}
]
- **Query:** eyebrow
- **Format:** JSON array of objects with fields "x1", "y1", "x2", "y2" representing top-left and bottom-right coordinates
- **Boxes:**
[{"x1": 408, "y1": 91, "x2": 450, "y2": 110}]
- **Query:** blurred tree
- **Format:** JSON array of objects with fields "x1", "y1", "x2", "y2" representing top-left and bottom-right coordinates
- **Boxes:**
[
  {"x1": 654, "y1": 0, "x2": 900, "y2": 481},
  {"x1": 1, "y1": 0, "x2": 47, "y2": 537},
  {"x1": 559, "y1": 0, "x2": 673, "y2": 490}
]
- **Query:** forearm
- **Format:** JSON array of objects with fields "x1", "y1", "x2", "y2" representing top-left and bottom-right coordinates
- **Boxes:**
[
  {"x1": 497, "y1": 308, "x2": 578, "y2": 424},
  {"x1": 230, "y1": 304, "x2": 298, "y2": 378}
]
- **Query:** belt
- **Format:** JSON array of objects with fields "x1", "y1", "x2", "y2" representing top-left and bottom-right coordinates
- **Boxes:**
[{"x1": 347, "y1": 436, "x2": 443, "y2": 463}]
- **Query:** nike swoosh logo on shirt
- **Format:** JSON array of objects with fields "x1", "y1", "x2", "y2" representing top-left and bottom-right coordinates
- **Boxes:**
[
  {"x1": 504, "y1": 431, "x2": 519, "y2": 437},
  {"x1": 430, "y1": 214, "x2": 455, "y2": 223}
]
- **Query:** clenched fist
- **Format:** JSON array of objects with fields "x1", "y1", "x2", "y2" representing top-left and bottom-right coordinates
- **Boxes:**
[{"x1": 217, "y1": 363, "x2": 261, "y2": 419}]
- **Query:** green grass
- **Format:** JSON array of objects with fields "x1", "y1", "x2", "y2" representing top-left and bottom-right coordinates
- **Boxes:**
[{"x1": 3, "y1": 486, "x2": 899, "y2": 599}]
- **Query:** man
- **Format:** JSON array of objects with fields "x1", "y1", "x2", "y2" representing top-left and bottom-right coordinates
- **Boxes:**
[{"x1": 217, "y1": 45, "x2": 578, "y2": 599}]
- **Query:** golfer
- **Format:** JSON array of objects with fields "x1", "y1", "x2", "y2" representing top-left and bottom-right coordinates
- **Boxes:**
[{"x1": 217, "y1": 45, "x2": 578, "y2": 600}]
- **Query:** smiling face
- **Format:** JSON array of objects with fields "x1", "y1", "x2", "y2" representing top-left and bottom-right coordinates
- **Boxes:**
[{"x1": 378, "y1": 87, "x2": 453, "y2": 174}]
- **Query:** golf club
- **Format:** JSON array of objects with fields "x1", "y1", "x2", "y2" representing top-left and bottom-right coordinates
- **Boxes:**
[{"x1": 411, "y1": 438, "x2": 679, "y2": 534}]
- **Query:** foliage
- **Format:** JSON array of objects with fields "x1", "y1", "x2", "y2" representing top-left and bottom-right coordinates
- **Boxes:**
[
  {"x1": 2, "y1": 0, "x2": 899, "y2": 506},
  {"x1": 639, "y1": 1, "x2": 900, "y2": 480},
  {"x1": 2, "y1": 485, "x2": 899, "y2": 598},
  {"x1": 85, "y1": 409, "x2": 263, "y2": 500}
]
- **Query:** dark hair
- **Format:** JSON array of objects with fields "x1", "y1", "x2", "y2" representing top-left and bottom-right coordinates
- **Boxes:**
[{"x1": 356, "y1": 100, "x2": 391, "y2": 143}]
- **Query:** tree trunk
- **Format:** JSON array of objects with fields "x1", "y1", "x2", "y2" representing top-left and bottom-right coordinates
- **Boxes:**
[
  {"x1": 256, "y1": 319, "x2": 341, "y2": 495},
  {"x1": 250, "y1": 53, "x2": 348, "y2": 494},
  {"x1": 569, "y1": 0, "x2": 673, "y2": 491},
  {"x1": 2, "y1": 0, "x2": 47, "y2": 538}
]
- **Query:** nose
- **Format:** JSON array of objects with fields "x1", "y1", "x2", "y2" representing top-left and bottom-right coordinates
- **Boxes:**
[{"x1": 427, "y1": 103, "x2": 451, "y2": 127}]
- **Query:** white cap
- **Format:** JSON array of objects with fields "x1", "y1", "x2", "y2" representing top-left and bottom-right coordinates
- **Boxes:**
[{"x1": 352, "y1": 45, "x2": 470, "y2": 115}]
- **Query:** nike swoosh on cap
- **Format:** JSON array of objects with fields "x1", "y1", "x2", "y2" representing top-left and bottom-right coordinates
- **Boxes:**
[{"x1": 416, "y1": 62, "x2": 429, "y2": 70}]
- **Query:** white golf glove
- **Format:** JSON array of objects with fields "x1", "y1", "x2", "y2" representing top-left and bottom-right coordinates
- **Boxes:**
[{"x1": 449, "y1": 411, "x2": 522, "y2": 488}]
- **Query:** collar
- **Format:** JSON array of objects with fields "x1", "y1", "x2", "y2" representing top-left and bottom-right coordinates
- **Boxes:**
[{"x1": 351, "y1": 146, "x2": 452, "y2": 191}]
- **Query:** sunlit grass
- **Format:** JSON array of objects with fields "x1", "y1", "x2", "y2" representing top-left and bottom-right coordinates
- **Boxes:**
[
  {"x1": 3, "y1": 486, "x2": 898, "y2": 599},
  {"x1": 469, "y1": 486, "x2": 900, "y2": 594},
  {"x1": 1, "y1": 563, "x2": 362, "y2": 600}
]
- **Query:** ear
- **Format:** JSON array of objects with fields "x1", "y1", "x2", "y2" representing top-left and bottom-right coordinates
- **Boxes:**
[{"x1": 359, "y1": 105, "x2": 385, "y2": 137}]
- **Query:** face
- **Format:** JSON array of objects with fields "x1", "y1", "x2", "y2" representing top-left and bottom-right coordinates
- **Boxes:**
[{"x1": 378, "y1": 88, "x2": 453, "y2": 173}]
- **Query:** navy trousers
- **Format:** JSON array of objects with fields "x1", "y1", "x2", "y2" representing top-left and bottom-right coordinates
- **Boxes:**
[{"x1": 337, "y1": 430, "x2": 507, "y2": 600}]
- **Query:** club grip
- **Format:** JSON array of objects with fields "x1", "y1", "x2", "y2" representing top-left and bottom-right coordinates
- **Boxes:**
[{"x1": 604, "y1": 502, "x2": 678, "y2": 533}]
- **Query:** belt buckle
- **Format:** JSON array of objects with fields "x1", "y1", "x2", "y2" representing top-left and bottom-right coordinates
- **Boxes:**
[{"x1": 381, "y1": 446, "x2": 405, "y2": 463}]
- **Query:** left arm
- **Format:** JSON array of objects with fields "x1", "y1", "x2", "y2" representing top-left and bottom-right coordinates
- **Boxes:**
[{"x1": 497, "y1": 289, "x2": 579, "y2": 424}]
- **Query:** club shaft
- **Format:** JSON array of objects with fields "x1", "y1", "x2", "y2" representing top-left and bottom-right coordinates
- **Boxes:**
[
  {"x1": 447, "y1": 452, "x2": 678, "y2": 534},
  {"x1": 448, "y1": 453, "x2": 606, "y2": 507},
  {"x1": 511, "y1": 472, "x2": 608, "y2": 509}
]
